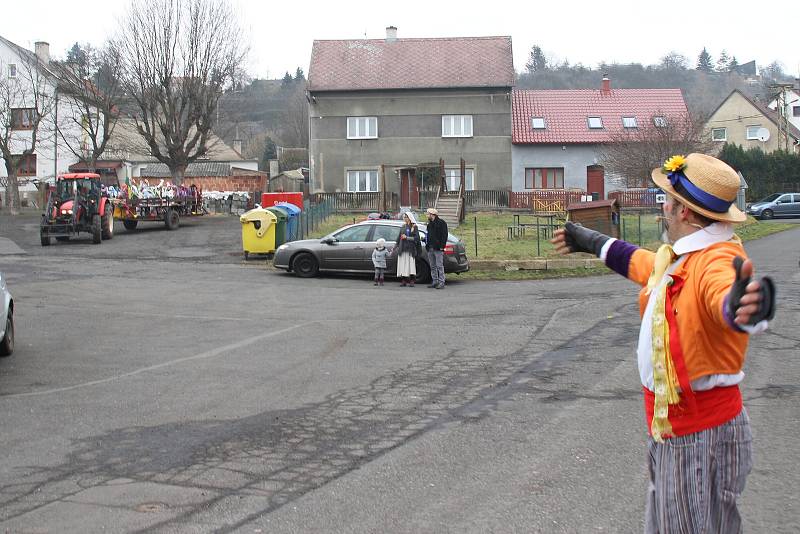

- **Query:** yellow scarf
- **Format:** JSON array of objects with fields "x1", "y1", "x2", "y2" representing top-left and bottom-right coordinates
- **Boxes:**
[{"x1": 646, "y1": 244, "x2": 681, "y2": 442}]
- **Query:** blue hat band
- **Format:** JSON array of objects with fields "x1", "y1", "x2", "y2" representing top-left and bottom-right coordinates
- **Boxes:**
[{"x1": 668, "y1": 171, "x2": 732, "y2": 213}]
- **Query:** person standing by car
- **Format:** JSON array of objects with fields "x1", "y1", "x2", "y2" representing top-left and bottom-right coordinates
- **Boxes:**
[
  {"x1": 372, "y1": 238, "x2": 390, "y2": 286},
  {"x1": 425, "y1": 208, "x2": 448, "y2": 289},
  {"x1": 394, "y1": 213, "x2": 421, "y2": 287}
]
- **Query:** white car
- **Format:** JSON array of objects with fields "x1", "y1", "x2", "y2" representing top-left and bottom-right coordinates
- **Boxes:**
[{"x1": 1, "y1": 271, "x2": 14, "y2": 356}]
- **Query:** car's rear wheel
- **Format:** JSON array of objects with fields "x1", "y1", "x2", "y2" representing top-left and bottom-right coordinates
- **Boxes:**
[
  {"x1": 0, "y1": 310, "x2": 13, "y2": 357},
  {"x1": 292, "y1": 252, "x2": 319, "y2": 278},
  {"x1": 415, "y1": 259, "x2": 431, "y2": 284},
  {"x1": 761, "y1": 209, "x2": 773, "y2": 220}
]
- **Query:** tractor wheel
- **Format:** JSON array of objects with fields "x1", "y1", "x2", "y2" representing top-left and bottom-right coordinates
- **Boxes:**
[
  {"x1": 102, "y1": 206, "x2": 114, "y2": 240},
  {"x1": 292, "y1": 252, "x2": 319, "y2": 278},
  {"x1": 0, "y1": 309, "x2": 13, "y2": 357},
  {"x1": 40, "y1": 232, "x2": 51, "y2": 247},
  {"x1": 165, "y1": 208, "x2": 180, "y2": 230},
  {"x1": 92, "y1": 214, "x2": 102, "y2": 244},
  {"x1": 123, "y1": 220, "x2": 138, "y2": 231},
  {"x1": 55, "y1": 236, "x2": 70, "y2": 242}
]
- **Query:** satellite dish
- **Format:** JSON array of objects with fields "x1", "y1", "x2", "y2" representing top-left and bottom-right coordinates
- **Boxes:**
[{"x1": 757, "y1": 127, "x2": 771, "y2": 142}]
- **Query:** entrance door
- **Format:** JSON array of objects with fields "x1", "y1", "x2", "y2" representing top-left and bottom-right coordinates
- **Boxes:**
[
  {"x1": 400, "y1": 169, "x2": 419, "y2": 206},
  {"x1": 587, "y1": 165, "x2": 605, "y2": 200}
]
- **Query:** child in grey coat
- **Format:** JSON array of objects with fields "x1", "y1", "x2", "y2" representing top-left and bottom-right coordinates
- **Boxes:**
[{"x1": 372, "y1": 238, "x2": 390, "y2": 286}]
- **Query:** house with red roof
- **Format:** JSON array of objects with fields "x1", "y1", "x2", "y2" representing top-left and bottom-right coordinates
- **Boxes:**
[
  {"x1": 511, "y1": 78, "x2": 689, "y2": 197},
  {"x1": 307, "y1": 27, "x2": 514, "y2": 200}
]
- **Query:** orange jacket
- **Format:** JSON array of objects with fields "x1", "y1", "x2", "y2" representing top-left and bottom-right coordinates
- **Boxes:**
[{"x1": 626, "y1": 242, "x2": 749, "y2": 381}]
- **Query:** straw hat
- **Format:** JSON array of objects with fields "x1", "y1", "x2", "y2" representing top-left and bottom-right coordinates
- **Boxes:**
[
  {"x1": 426, "y1": 207, "x2": 438, "y2": 216},
  {"x1": 651, "y1": 153, "x2": 745, "y2": 223}
]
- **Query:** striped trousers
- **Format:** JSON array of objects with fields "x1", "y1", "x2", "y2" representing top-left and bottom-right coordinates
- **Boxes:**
[{"x1": 645, "y1": 409, "x2": 753, "y2": 534}]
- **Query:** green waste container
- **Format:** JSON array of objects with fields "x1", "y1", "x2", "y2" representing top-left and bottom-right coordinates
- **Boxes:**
[
  {"x1": 266, "y1": 205, "x2": 289, "y2": 247},
  {"x1": 240, "y1": 208, "x2": 278, "y2": 259}
]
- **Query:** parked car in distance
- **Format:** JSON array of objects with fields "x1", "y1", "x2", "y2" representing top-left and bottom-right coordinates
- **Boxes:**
[
  {"x1": 273, "y1": 219, "x2": 469, "y2": 283},
  {"x1": 1, "y1": 271, "x2": 14, "y2": 356},
  {"x1": 747, "y1": 193, "x2": 800, "y2": 219}
]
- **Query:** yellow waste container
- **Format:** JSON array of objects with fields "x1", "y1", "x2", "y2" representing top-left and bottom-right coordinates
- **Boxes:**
[{"x1": 240, "y1": 208, "x2": 278, "y2": 259}]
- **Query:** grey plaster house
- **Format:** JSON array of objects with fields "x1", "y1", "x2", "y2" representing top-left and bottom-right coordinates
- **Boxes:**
[{"x1": 307, "y1": 27, "x2": 514, "y2": 202}]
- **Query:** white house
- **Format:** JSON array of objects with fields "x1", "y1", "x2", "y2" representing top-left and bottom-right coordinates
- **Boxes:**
[
  {"x1": 767, "y1": 87, "x2": 800, "y2": 134},
  {"x1": 0, "y1": 36, "x2": 87, "y2": 203}
]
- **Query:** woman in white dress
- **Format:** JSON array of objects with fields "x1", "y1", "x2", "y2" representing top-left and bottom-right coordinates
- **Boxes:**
[{"x1": 394, "y1": 213, "x2": 421, "y2": 287}]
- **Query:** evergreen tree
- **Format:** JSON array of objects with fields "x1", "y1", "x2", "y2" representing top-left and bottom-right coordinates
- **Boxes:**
[
  {"x1": 728, "y1": 56, "x2": 739, "y2": 71},
  {"x1": 294, "y1": 67, "x2": 305, "y2": 81},
  {"x1": 696, "y1": 47, "x2": 713, "y2": 72},
  {"x1": 525, "y1": 45, "x2": 548, "y2": 74},
  {"x1": 281, "y1": 71, "x2": 293, "y2": 87},
  {"x1": 259, "y1": 136, "x2": 278, "y2": 171},
  {"x1": 716, "y1": 50, "x2": 730, "y2": 72}
]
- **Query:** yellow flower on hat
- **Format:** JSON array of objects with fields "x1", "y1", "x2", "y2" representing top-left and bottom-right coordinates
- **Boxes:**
[{"x1": 663, "y1": 155, "x2": 687, "y2": 173}]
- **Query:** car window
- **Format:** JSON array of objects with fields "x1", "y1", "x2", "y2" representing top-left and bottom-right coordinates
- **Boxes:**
[
  {"x1": 778, "y1": 194, "x2": 791, "y2": 203},
  {"x1": 760, "y1": 194, "x2": 780, "y2": 202},
  {"x1": 372, "y1": 225, "x2": 402, "y2": 242},
  {"x1": 334, "y1": 225, "x2": 372, "y2": 242},
  {"x1": 793, "y1": 194, "x2": 800, "y2": 203}
]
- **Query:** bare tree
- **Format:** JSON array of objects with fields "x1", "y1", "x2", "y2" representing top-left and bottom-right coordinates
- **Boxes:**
[
  {"x1": 0, "y1": 56, "x2": 56, "y2": 211},
  {"x1": 280, "y1": 83, "x2": 309, "y2": 148},
  {"x1": 597, "y1": 112, "x2": 715, "y2": 188},
  {"x1": 113, "y1": 0, "x2": 248, "y2": 185},
  {"x1": 53, "y1": 44, "x2": 123, "y2": 173}
]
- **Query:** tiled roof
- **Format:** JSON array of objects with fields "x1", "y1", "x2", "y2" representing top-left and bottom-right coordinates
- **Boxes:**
[
  {"x1": 141, "y1": 162, "x2": 231, "y2": 178},
  {"x1": 512, "y1": 88, "x2": 689, "y2": 144},
  {"x1": 308, "y1": 36, "x2": 514, "y2": 92}
]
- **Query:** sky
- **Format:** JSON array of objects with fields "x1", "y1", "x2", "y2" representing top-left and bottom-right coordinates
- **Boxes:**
[{"x1": 3, "y1": 0, "x2": 799, "y2": 81}]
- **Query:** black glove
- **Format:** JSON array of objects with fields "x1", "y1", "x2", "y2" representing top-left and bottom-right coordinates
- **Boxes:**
[
  {"x1": 726, "y1": 256, "x2": 776, "y2": 326},
  {"x1": 563, "y1": 221, "x2": 611, "y2": 257}
]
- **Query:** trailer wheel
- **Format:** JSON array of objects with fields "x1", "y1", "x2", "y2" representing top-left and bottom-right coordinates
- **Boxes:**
[
  {"x1": 123, "y1": 220, "x2": 138, "y2": 231},
  {"x1": 92, "y1": 214, "x2": 102, "y2": 244},
  {"x1": 165, "y1": 209, "x2": 180, "y2": 230},
  {"x1": 55, "y1": 236, "x2": 70, "y2": 242},
  {"x1": 102, "y1": 205, "x2": 114, "y2": 240}
]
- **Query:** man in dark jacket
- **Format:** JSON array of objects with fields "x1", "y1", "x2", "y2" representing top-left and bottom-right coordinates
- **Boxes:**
[{"x1": 425, "y1": 208, "x2": 448, "y2": 289}]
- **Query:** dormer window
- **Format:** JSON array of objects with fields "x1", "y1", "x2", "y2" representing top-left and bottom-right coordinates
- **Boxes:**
[
  {"x1": 653, "y1": 116, "x2": 668, "y2": 127},
  {"x1": 8, "y1": 64, "x2": 17, "y2": 78},
  {"x1": 622, "y1": 116, "x2": 637, "y2": 128},
  {"x1": 531, "y1": 117, "x2": 546, "y2": 129},
  {"x1": 587, "y1": 117, "x2": 603, "y2": 129}
]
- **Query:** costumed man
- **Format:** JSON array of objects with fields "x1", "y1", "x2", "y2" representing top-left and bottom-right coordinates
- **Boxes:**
[{"x1": 551, "y1": 153, "x2": 775, "y2": 533}]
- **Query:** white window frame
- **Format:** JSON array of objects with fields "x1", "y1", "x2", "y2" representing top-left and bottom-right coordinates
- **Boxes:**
[
  {"x1": 711, "y1": 127, "x2": 727, "y2": 142},
  {"x1": 347, "y1": 117, "x2": 378, "y2": 139},
  {"x1": 653, "y1": 116, "x2": 668, "y2": 128},
  {"x1": 531, "y1": 117, "x2": 546, "y2": 129},
  {"x1": 8, "y1": 64, "x2": 17, "y2": 78},
  {"x1": 745, "y1": 125, "x2": 761, "y2": 140},
  {"x1": 587, "y1": 116, "x2": 603, "y2": 129},
  {"x1": 622, "y1": 116, "x2": 637, "y2": 128},
  {"x1": 346, "y1": 169, "x2": 379, "y2": 192},
  {"x1": 444, "y1": 167, "x2": 475, "y2": 191},
  {"x1": 442, "y1": 115, "x2": 473, "y2": 138}
]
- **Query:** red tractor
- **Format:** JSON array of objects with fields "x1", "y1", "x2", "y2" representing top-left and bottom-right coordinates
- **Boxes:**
[{"x1": 40, "y1": 173, "x2": 115, "y2": 246}]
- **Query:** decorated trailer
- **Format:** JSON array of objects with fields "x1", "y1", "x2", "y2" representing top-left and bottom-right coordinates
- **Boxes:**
[{"x1": 111, "y1": 181, "x2": 206, "y2": 231}]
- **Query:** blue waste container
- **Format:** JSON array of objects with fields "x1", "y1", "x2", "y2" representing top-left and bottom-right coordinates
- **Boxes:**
[{"x1": 276, "y1": 202, "x2": 301, "y2": 241}]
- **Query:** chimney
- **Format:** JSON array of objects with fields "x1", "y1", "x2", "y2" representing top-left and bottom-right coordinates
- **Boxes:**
[
  {"x1": 601, "y1": 74, "x2": 611, "y2": 93},
  {"x1": 233, "y1": 139, "x2": 242, "y2": 155},
  {"x1": 34, "y1": 41, "x2": 50, "y2": 65},
  {"x1": 385, "y1": 26, "x2": 397, "y2": 42}
]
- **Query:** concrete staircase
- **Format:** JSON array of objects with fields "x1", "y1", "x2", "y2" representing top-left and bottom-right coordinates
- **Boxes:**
[{"x1": 435, "y1": 193, "x2": 463, "y2": 228}]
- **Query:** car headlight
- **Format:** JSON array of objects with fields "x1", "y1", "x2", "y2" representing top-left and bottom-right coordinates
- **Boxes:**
[{"x1": 277, "y1": 244, "x2": 290, "y2": 251}]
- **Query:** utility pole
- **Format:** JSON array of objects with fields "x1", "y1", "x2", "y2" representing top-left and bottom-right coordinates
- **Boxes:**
[{"x1": 771, "y1": 83, "x2": 794, "y2": 151}]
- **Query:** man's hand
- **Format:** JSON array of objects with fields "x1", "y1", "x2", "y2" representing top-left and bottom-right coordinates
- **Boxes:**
[
  {"x1": 727, "y1": 256, "x2": 776, "y2": 326},
  {"x1": 550, "y1": 222, "x2": 611, "y2": 257}
]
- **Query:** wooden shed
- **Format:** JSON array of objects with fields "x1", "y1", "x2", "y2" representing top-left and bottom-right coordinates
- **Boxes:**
[{"x1": 566, "y1": 199, "x2": 620, "y2": 238}]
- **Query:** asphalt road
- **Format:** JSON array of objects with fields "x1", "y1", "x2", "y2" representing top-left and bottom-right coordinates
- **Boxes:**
[{"x1": 0, "y1": 215, "x2": 798, "y2": 533}]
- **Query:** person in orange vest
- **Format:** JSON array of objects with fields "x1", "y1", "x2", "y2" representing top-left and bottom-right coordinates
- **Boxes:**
[{"x1": 552, "y1": 153, "x2": 775, "y2": 533}]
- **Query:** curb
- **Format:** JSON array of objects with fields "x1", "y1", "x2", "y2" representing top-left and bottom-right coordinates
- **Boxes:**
[{"x1": 470, "y1": 257, "x2": 603, "y2": 271}]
